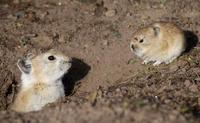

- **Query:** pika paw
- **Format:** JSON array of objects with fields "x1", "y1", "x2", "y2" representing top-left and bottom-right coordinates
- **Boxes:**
[
  {"x1": 130, "y1": 22, "x2": 186, "y2": 66},
  {"x1": 12, "y1": 49, "x2": 72, "y2": 112}
]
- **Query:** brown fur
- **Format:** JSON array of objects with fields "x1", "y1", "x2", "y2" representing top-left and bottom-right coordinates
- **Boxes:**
[{"x1": 130, "y1": 22, "x2": 186, "y2": 65}]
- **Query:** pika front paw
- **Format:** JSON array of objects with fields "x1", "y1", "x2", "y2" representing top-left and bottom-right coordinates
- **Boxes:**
[
  {"x1": 142, "y1": 60, "x2": 150, "y2": 65},
  {"x1": 153, "y1": 61, "x2": 162, "y2": 66}
]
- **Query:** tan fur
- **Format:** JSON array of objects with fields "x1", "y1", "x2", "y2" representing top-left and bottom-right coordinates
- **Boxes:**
[
  {"x1": 12, "y1": 50, "x2": 72, "y2": 112},
  {"x1": 130, "y1": 22, "x2": 186, "y2": 66},
  {"x1": 12, "y1": 89, "x2": 30, "y2": 112}
]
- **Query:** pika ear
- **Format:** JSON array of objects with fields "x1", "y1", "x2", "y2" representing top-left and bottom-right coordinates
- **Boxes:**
[
  {"x1": 26, "y1": 53, "x2": 35, "y2": 59},
  {"x1": 17, "y1": 54, "x2": 34, "y2": 74},
  {"x1": 152, "y1": 25, "x2": 160, "y2": 36}
]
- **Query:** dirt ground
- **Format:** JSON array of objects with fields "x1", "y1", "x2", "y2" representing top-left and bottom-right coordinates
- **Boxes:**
[{"x1": 0, "y1": 0, "x2": 200, "y2": 122}]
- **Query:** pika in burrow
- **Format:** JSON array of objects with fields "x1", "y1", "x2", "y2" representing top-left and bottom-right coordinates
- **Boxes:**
[
  {"x1": 11, "y1": 49, "x2": 72, "y2": 112},
  {"x1": 130, "y1": 22, "x2": 186, "y2": 66}
]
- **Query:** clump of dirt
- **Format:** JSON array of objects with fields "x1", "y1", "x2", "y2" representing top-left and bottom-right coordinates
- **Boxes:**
[{"x1": 0, "y1": 0, "x2": 200, "y2": 123}]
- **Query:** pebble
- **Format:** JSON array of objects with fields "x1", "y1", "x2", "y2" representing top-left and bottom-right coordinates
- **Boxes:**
[
  {"x1": 7, "y1": 14, "x2": 17, "y2": 20},
  {"x1": 189, "y1": 84, "x2": 198, "y2": 92},
  {"x1": 103, "y1": 40, "x2": 109, "y2": 46},
  {"x1": 58, "y1": 35, "x2": 65, "y2": 43},
  {"x1": 164, "y1": 99, "x2": 171, "y2": 104},
  {"x1": 0, "y1": 48, "x2": 4, "y2": 57},
  {"x1": 26, "y1": 33, "x2": 37, "y2": 38},
  {"x1": 58, "y1": 2, "x2": 62, "y2": 6},
  {"x1": 184, "y1": 80, "x2": 191, "y2": 88},
  {"x1": 39, "y1": 11, "x2": 49, "y2": 19},
  {"x1": 84, "y1": 44, "x2": 89, "y2": 49},
  {"x1": 115, "y1": 88, "x2": 121, "y2": 92},
  {"x1": 169, "y1": 64, "x2": 179, "y2": 72},
  {"x1": 195, "y1": 78, "x2": 200, "y2": 81},
  {"x1": 127, "y1": 12, "x2": 132, "y2": 17},
  {"x1": 105, "y1": 9, "x2": 116, "y2": 17}
]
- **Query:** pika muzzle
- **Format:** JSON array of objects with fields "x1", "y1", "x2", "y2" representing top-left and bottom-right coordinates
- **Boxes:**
[{"x1": 130, "y1": 43, "x2": 135, "y2": 52}]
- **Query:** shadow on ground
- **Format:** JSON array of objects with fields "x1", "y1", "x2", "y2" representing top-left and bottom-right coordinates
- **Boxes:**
[
  {"x1": 62, "y1": 58, "x2": 91, "y2": 96},
  {"x1": 184, "y1": 30, "x2": 199, "y2": 53}
]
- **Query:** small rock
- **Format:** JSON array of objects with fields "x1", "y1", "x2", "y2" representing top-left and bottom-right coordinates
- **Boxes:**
[
  {"x1": 103, "y1": 40, "x2": 109, "y2": 46},
  {"x1": 58, "y1": 35, "x2": 65, "y2": 43},
  {"x1": 114, "y1": 107, "x2": 123, "y2": 114},
  {"x1": 84, "y1": 44, "x2": 89, "y2": 49},
  {"x1": 192, "y1": 67, "x2": 200, "y2": 73},
  {"x1": 7, "y1": 14, "x2": 17, "y2": 20},
  {"x1": 169, "y1": 64, "x2": 179, "y2": 72},
  {"x1": 26, "y1": 33, "x2": 37, "y2": 38},
  {"x1": 189, "y1": 84, "x2": 198, "y2": 92},
  {"x1": 195, "y1": 78, "x2": 200, "y2": 81},
  {"x1": 184, "y1": 80, "x2": 192, "y2": 87},
  {"x1": 115, "y1": 88, "x2": 121, "y2": 92},
  {"x1": 164, "y1": 99, "x2": 170, "y2": 104},
  {"x1": 16, "y1": 22, "x2": 23, "y2": 27},
  {"x1": 58, "y1": 2, "x2": 62, "y2": 6},
  {"x1": 39, "y1": 11, "x2": 49, "y2": 19},
  {"x1": 105, "y1": 9, "x2": 116, "y2": 17},
  {"x1": 0, "y1": 48, "x2": 4, "y2": 57},
  {"x1": 127, "y1": 12, "x2": 132, "y2": 17}
]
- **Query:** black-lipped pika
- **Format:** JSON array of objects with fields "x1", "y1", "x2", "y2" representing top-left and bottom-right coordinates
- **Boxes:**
[
  {"x1": 12, "y1": 49, "x2": 72, "y2": 112},
  {"x1": 130, "y1": 22, "x2": 186, "y2": 66}
]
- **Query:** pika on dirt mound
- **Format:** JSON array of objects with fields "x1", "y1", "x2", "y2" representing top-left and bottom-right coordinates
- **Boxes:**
[{"x1": 0, "y1": 0, "x2": 199, "y2": 123}]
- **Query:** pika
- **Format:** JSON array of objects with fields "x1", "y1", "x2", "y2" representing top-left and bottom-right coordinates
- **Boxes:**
[
  {"x1": 130, "y1": 22, "x2": 186, "y2": 66},
  {"x1": 11, "y1": 49, "x2": 72, "y2": 112}
]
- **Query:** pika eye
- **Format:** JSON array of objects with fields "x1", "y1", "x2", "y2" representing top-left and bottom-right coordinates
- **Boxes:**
[
  {"x1": 48, "y1": 55, "x2": 55, "y2": 61},
  {"x1": 139, "y1": 39, "x2": 144, "y2": 43}
]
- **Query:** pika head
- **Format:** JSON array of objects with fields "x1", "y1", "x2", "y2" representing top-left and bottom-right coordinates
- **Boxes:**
[
  {"x1": 17, "y1": 49, "x2": 72, "y2": 84},
  {"x1": 130, "y1": 24, "x2": 161, "y2": 57}
]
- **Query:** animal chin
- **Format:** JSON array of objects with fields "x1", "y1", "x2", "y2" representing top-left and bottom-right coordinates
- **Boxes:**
[
  {"x1": 133, "y1": 49, "x2": 143, "y2": 58},
  {"x1": 60, "y1": 64, "x2": 71, "y2": 73}
]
